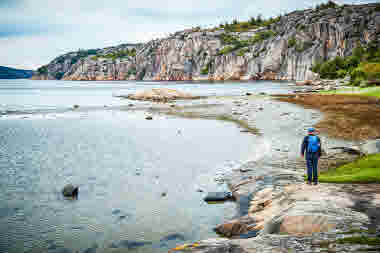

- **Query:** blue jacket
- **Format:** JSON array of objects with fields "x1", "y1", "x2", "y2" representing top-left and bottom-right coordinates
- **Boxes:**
[{"x1": 301, "y1": 135, "x2": 322, "y2": 157}]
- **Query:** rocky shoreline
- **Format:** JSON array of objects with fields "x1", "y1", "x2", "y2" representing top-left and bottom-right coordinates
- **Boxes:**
[{"x1": 128, "y1": 89, "x2": 380, "y2": 252}]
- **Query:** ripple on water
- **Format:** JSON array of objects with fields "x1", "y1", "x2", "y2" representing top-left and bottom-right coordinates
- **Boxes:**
[{"x1": 0, "y1": 104, "x2": 261, "y2": 253}]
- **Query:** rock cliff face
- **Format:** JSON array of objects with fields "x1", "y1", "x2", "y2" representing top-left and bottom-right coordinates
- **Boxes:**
[{"x1": 33, "y1": 3, "x2": 380, "y2": 82}]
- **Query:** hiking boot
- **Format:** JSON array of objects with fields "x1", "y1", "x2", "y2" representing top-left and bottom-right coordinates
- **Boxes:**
[
  {"x1": 313, "y1": 182, "x2": 318, "y2": 185},
  {"x1": 306, "y1": 181, "x2": 312, "y2": 185}
]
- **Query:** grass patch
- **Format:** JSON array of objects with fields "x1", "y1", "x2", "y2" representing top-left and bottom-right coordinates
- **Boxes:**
[
  {"x1": 359, "y1": 89, "x2": 380, "y2": 98},
  {"x1": 336, "y1": 236, "x2": 380, "y2": 246},
  {"x1": 320, "y1": 87, "x2": 380, "y2": 98},
  {"x1": 337, "y1": 229, "x2": 376, "y2": 235},
  {"x1": 319, "y1": 154, "x2": 380, "y2": 183}
]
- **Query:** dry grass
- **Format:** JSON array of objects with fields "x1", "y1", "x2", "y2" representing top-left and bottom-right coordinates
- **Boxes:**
[{"x1": 274, "y1": 94, "x2": 380, "y2": 140}]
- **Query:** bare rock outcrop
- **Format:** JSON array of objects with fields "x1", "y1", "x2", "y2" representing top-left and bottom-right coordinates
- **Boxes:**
[
  {"x1": 33, "y1": 3, "x2": 380, "y2": 82},
  {"x1": 121, "y1": 88, "x2": 200, "y2": 102}
]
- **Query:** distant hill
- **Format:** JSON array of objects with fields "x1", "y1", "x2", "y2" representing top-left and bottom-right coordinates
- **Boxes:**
[{"x1": 0, "y1": 66, "x2": 34, "y2": 79}]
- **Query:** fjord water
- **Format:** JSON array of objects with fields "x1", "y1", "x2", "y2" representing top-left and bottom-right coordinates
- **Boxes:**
[{"x1": 0, "y1": 80, "x2": 292, "y2": 253}]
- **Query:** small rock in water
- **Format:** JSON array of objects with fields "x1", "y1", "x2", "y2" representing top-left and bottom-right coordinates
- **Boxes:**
[
  {"x1": 83, "y1": 243, "x2": 98, "y2": 253},
  {"x1": 117, "y1": 240, "x2": 152, "y2": 249},
  {"x1": 196, "y1": 188, "x2": 204, "y2": 192},
  {"x1": 73, "y1": 105, "x2": 79, "y2": 109},
  {"x1": 145, "y1": 116, "x2": 153, "y2": 120},
  {"x1": 160, "y1": 233, "x2": 186, "y2": 242},
  {"x1": 62, "y1": 184, "x2": 78, "y2": 198},
  {"x1": 239, "y1": 168, "x2": 252, "y2": 173},
  {"x1": 112, "y1": 209, "x2": 121, "y2": 215},
  {"x1": 118, "y1": 215, "x2": 127, "y2": 220},
  {"x1": 246, "y1": 92, "x2": 252, "y2": 96},
  {"x1": 170, "y1": 104, "x2": 176, "y2": 108},
  {"x1": 128, "y1": 103, "x2": 134, "y2": 107},
  {"x1": 204, "y1": 192, "x2": 234, "y2": 202},
  {"x1": 161, "y1": 192, "x2": 167, "y2": 197}
]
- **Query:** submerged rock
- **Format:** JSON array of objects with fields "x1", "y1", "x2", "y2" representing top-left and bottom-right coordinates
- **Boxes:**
[
  {"x1": 145, "y1": 116, "x2": 153, "y2": 120},
  {"x1": 160, "y1": 233, "x2": 186, "y2": 242},
  {"x1": 204, "y1": 192, "x2": 234, "y2": 202},
  {"x1": 115, "y1": 240, "x2": 152, "y2": 249},
  {"x1": 62, "y1": 184, "x2": 78, "y2": 198}
]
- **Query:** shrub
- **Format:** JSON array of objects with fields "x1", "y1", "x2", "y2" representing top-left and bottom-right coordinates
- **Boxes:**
[
  {"x1": 218, "y1": 46, "x2": 235, "y2": 55},
  {"x1": 37, "y1": 66, "x2": 48, "y2": 74},
  {"x1": 71, "y1": 56, "x2": 80, "y2": 65},
  {"x1": 201, "y1": 61, "x2": 213, "y2": 75},
  {"x1": 220, "y1": 33, "x2": 238, "y2": 45},
  {"x1": 56, "y1": 56, "x2": 65, "y2": 64},
  {"x1": 138, "y1": 68, "x2": 146, "y2": 80},
  {"x1": 362, "y1": 63, "x2": 380, "y2": 80},
  {"x1": 237, "y1": 48, "x2": 250, "y2": 56},
  {"x1": 297, "y1": 24, "x2": 306, "y2": 31},
  {"x1": 336, "y1": 69, "x2": 347, "y2": 78},
  {"x1": 218, "y1": 15, "x2": 280, "y2": 33},
  {"x1": 288, "y1": 37, "x2": 297, "y2": 48},
  {"x1": 54, "y1": 72, "x2": 65, "y2": 80},
  {"x1": 249, "y1": 30, "x2": 276, "y2": 44},
  {"x1": 294, "y1": 41, "x2": 313, "y2": 52},
  {"x1": 315, "y1": 1, "x2": 338, "y2": 11},
  {"x1": 127, "y1": 67, "x2": 137, "y2": 77},
  {"x1": 102, "y1": 48, "x2": 137, "y2": 59},
  {"x1": 200, "y1": 66, "x2": 209, "y2": 75}
]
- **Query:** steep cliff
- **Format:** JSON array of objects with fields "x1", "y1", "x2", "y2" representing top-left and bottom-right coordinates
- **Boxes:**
[{"x1": 33, "y1": 3, "x2": 380, "y2": 82}]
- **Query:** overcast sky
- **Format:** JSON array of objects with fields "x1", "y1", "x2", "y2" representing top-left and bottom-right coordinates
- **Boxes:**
[{"x1": 0, "y1": 0, "x2": 377, "y2": 70}]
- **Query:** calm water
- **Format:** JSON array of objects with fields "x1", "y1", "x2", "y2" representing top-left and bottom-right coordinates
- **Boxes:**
[{"x1": 0, "y1": 79, "x2": 293, "y2": 253}]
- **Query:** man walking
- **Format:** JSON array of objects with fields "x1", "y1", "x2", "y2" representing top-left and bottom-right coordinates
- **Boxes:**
[{"x1": 301, "y1": 128, "x2": 322, "y2": 185}]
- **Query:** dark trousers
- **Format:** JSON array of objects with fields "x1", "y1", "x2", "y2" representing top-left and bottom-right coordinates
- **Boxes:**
[{"x1": 306, "y1": 152, "x2": 319, "y2": 183}]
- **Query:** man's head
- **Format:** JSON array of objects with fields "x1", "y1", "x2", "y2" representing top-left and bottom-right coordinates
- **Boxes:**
[{"x1": 308, "y1": 127, "x2": 315, "y2": 135}]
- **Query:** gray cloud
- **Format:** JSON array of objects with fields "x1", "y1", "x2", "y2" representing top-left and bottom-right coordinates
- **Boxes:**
[{"x1": 0, "y1": 22, "x2": 71, "y2": 38}]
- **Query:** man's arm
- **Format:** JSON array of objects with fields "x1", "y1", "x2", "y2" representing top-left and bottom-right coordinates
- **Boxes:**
[
  {"x1": 318, "y1": 136, "x2": 322, "y2": 157},
  {"x1": 301, "y1": 136, "x2": 307, "y2": 156}
]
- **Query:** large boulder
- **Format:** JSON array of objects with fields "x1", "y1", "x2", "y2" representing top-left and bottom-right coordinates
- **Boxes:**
[
  {"x1": 277, "y1": 215, "x2": 336, "y2": 236},
  {"x1": 214, "y1": 220, "x2": 249, "y2": 237},
  {"x1": 123, "y1": 88, "x2": 200, "y2": 102}
]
